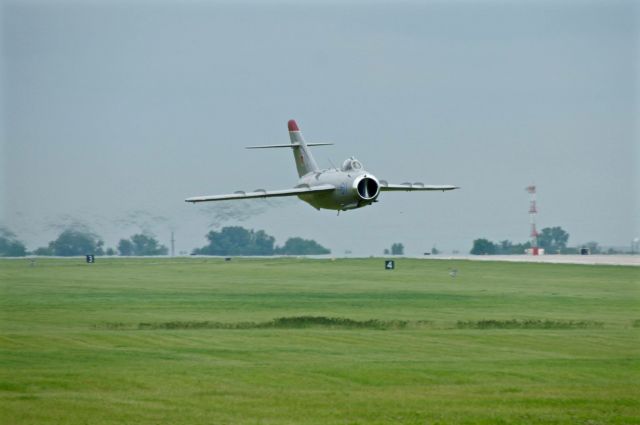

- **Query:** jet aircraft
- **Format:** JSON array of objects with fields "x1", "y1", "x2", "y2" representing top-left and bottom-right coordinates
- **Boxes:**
[{"x1": 185, "y1": 120, "x2": 458, "y2": 211}]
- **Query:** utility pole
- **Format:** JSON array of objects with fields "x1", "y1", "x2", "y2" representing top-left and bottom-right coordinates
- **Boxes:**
[{"x1": 526, "y1": 185, "x2": 539, "y2": 255}]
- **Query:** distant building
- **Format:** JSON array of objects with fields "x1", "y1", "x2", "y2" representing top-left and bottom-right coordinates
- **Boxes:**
[{"x1": 526, "y1": 248, "x2": 545, "y2": 255}]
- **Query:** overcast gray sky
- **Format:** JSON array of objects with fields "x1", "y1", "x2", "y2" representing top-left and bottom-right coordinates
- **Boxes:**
[{"x1": 2, "y1": 0, "x2": 638, "y2": 255}]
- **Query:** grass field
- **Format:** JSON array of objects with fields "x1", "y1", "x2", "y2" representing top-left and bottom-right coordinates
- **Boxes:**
[{"x1": 1, "y1": 257, "x2": 638, "y2": 424}]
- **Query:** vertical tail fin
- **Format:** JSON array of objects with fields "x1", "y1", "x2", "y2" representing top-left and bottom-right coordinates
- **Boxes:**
[{"x1": 288, "y1": 119, "x2": 319, "y2": 177}]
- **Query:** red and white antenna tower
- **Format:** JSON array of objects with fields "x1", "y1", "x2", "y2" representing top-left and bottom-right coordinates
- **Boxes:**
[{"x1": 526, "y1": 185, "x2": 539, "y2": 255}]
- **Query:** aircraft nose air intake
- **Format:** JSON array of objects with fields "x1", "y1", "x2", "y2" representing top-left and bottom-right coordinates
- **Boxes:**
[{"x1": 354, "y1": 175, "x2": 380, "y2": 201}]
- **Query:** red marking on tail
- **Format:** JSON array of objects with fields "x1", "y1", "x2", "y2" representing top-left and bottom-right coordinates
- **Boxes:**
[{"x1": 288, "y1": 119, "x2": 299, "y2": 132}]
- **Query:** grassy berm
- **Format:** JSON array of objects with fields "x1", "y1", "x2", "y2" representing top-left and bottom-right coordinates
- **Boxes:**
[{"x1": 1, "y1": 257, "x2": 638, "y2": 424}]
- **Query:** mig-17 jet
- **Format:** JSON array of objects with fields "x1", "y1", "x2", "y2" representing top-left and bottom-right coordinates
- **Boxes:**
[{"x1": 186, "y1": 120, "x2": 458, "y2": 211}]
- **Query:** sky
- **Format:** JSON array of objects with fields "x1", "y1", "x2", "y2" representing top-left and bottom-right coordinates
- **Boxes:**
[{"x1": 1, "y1": 0, "x2": 638, "y2": 256}]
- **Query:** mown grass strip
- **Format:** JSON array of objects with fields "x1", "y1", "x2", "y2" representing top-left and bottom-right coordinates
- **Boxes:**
[
  {"x1": 92, "y1": 317, "x2": 607, "y2": 331},
  {"x1": 456, "y1": 319, "x2": 604, "y2": 329},
  {"x1": 93, "y1": 316, "x2": 422, "y2": 331}
]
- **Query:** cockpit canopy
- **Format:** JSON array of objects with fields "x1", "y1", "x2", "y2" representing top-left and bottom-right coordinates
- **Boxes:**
[{"x1": 341, "y1": 157, "x2": 363, "y2": 172}]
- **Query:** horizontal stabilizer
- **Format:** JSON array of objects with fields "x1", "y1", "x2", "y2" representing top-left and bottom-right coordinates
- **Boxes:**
[{"x1": 245, "y1": 143, "x2": 333, "y2": 149}]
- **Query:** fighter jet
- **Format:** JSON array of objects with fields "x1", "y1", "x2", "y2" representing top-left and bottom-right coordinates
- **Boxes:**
[{"x1": 185, "y1": 120, "x2": 458, "y2": 211}]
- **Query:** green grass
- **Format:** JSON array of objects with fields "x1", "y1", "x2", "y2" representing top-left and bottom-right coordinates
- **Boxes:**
[{"x1": 1, "y1": 257, "x2": 638, "y2": 424}]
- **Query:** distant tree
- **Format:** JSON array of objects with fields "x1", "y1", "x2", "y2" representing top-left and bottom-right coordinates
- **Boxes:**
[
  {"x1": 194, "y1": 226, "x2": 249, "y2": 256},
  {"x1": 497, "y1": 239, "x2": 531, "y2": 255},
  {"x1": 391, "y1": 243, "x2": 404, "y2": 256},
  {"x1": 253, "y1": 230, "x2": 276, "y2": 255},
  {"x1": 275, "y1": 237, "x2": 330, "y2": 255},
  {"x1": 0, "y1": 228, "x2": 27, "y2": 257},
  {"x1": 105, "y1": 247, "x2": 116, "y2": 256},
  {"x1": 584, "y1": 241, "x2": 601, "y2": 255},
  {"x1": 516, "y1": 241, "x2": 532, "y2": 254},
  {"x1": 118, "y1": 234, "x2": 168, "y2": 256},
  {"x1": 117, "y1": 239, "x2": 134, "y2": 256},
  {"x1": 193, "y1": 226, "x2": 275, "y2": 256},
  {"x1": 538, "y1": 227, "x2": 569, "y2": 254},
  {"x1": 131, "y1": 234, "x2": 168, "y2": 256},
  {"x1": 383, "y1": 248, "x2": 390, "y2": 255},
  {"x1": 471, "y1": 238, "x2": 497, "y2": 255},
  {"x1": 431, "y1": 246, "x2": 440, "y2": 255},
  {"x1": 498, "y1": 240, "x2": 513, "y2": 254},
  {"x1": 32, "y1": 246, "x2": 53, "y2": 256},
  {"x1": 469, "y1": 238, "x2": 533, "y2": 255},
  {"x1": 192, "y1": 226, "x2": 330, "y2": 256},
  {"x1": 39, "y1": 229, "x2": 104, "y2": 256}
]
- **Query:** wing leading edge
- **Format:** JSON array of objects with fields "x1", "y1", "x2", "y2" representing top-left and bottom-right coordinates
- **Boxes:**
[
  {"x1": 185, "y1": 184, "x2": 335, "y2": 203},
  {"x1": 379, "y1": 180, "x2": 459, "y2": 192}
]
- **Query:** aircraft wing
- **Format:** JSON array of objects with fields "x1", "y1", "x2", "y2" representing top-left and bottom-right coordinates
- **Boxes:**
[
  {"x1": 379, "y1": 180, "x2": 459, "y2": 192},
  {"x1": 185, "y1": 184, "x2": 335, "y2": 203}
]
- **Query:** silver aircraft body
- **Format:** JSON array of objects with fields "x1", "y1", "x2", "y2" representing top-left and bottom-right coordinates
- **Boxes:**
[{"x1": 186, "y1": 120, "x2": 458, "y2": 211}]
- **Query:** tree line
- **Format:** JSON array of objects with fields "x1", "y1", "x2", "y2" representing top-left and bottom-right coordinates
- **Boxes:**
[
  {"x1": 383, "y1": 243, "x2": 405, "y2": 256},
  {"x1": 0, "y1": 226, "x2": 330, "y2": 257},
  {"x1": 0, "y1": 224, "x2": 627, "y2": 257},
  {"x1": 469, "y1": 226, "x2": 625, "y2": 255},
  {"x1": 471, "y1": 226, "x2": 570, "y2": 255},
  {"x1": 192, "y1": 226, "x2": 330, "y2": 256}
]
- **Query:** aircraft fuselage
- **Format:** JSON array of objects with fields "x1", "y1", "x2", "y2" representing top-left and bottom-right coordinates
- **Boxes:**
[{"x1": 296, "y1": 162, "x2": 380, "y2": 211}]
